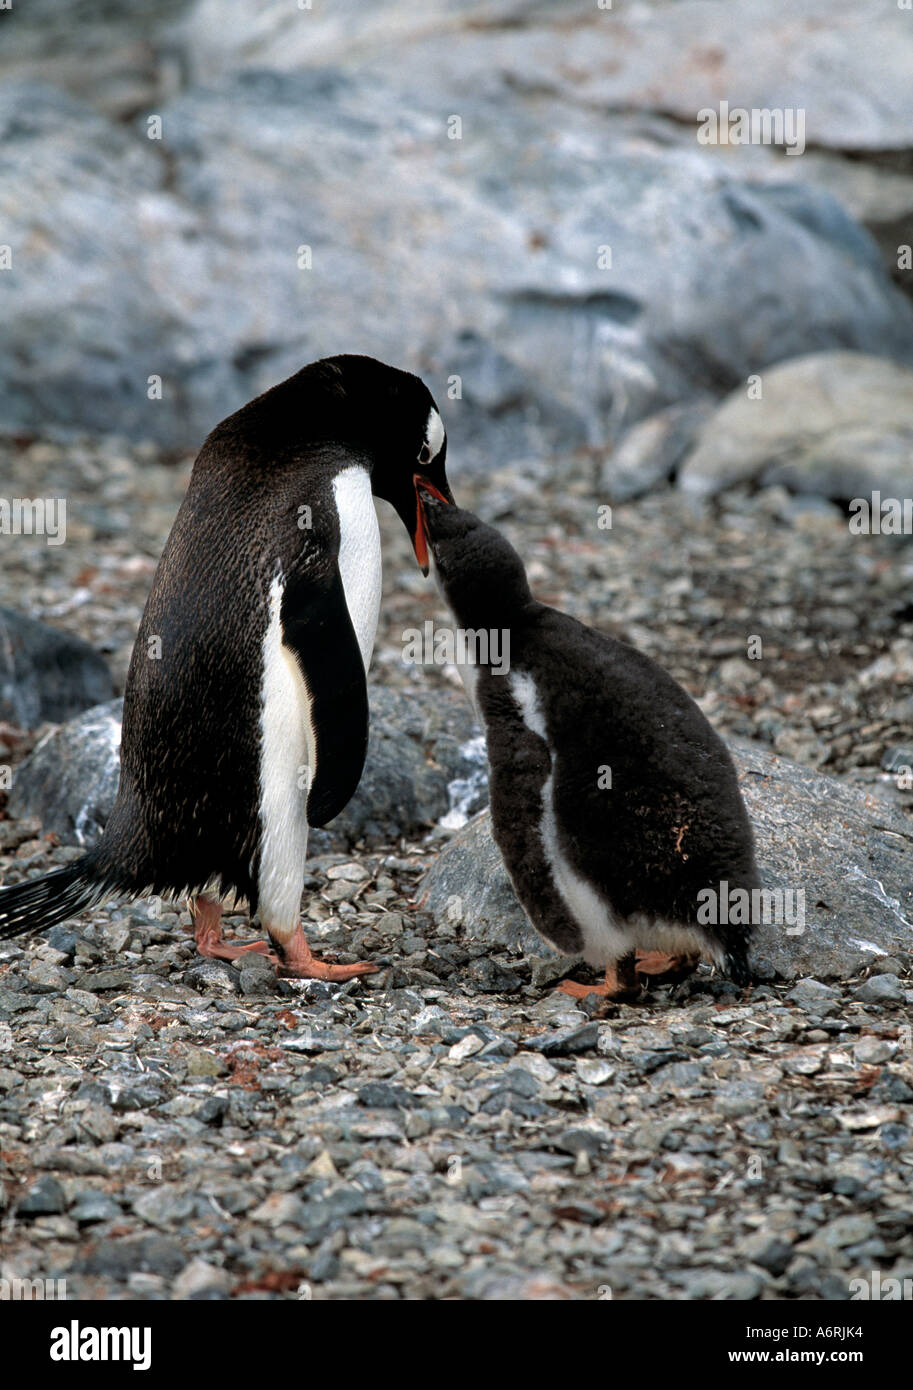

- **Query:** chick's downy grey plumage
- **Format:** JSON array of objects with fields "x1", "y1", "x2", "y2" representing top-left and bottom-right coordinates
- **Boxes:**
[{"x1": 418, "y1": 490, "x2": 759, "y2": 997}]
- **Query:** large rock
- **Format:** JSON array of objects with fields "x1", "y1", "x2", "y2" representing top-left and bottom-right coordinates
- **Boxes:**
[
  {"x1": 600, "y1": 401, "x2": 713, "y2": 502},
  {"x1": 3, "y1": 30, "x2": 913, "y2": 459},
  {"x1": 678, "y1": 352, "x2": 913, "y2": 499},
  {"x1": 279, "y1": 0, "x2": 913, "y2": 155},
  {"x1": 0, "y1": 608, "x2": 114, "y2": 730},
  {"x1": 311, "y1": 685, "x2": 478, "y2": 849},
  {"x1": 421, "y1": 741, "x2": 913, "y2": 981},
  {"x1": 0, "y1": 0, "x2": 190, "y2": 119},
  {"x1": 8, "y1": 699, "x2": 123, "y2": 846},
  {"x1": 7, "y1": 685, "x2": 479, "y2": 850}
]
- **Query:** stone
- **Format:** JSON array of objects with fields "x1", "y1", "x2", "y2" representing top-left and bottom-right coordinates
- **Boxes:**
[
  {"x1": 183, "y1": 960, "x2": 238, "y2": 994},
  {"x1": 853, "y1": 1037, "x2": 894, "y2": 1066},
  {"x1": 422, "y1": 741, "x2": 913, "y2": 980},
  {"x1": 678, "y1": 352, "x2": 913, "y2": 500},
  {"x1": 464, "y1": 958, "x2": 522, "y2": 994},
  {"x1": 69, "y1": 1189, "x2": 123, "y2": 1224},
  {"x1": 194, "y1": 1095, "x2": 229, "y2": 1125},
  {"x1": 3, "y1": 43, "x2": 912, "y2": 459},
  {"x1": 357, "y1": 1082, "x2": 415, "y2": 1110},
  {"x1": 8, "y1": 699, "x2": 123, "y2": 848},
  {"x1": 575, "y1": 1058, "x2": 615, "y2": 1086},
  {"x1": 78, "y1": 1235, "x2": 187, "y2": 1278},
  {"x1": 250, "y1": 1192, "x2": 308, "y2": 1228},
  {"x1": 238, "y1": 956, "x2": 280, "y2": 996},
  {"x1": 447, "y1": 1033, "x2": 486, "y2": 1064},
  {"x1": 74, "y1": 969, "x2": 134, "y2": 992},
  {"x1": 601, "y1": 401, "x2": 713, "y2": 502},
  {"x1": 737, "y1": 1231, "x2": 795, "y2": 1277},
  {"x1": 171, "y1": 1258, "x2": 232, "y2": 1300},
  {"x1": 815, "y1": 1214, "x2": 877, "y2": 1249},
  {"x1": 307, "y1": 0, "x2": 913, "y2": 155},
  {"x1": 0, "y1": 608, "x2": 113, "y2": 730},
  {"x1": 786, "y1": 979, "x2": 840, "y2": 1010},
  {"x1": 8, "y1": 685, "x2": 480, "y2": 851},
  {"x1": 132, "y1": 1186, "x2": 195, "y2": 1229},
  {"x1": 17, "y1": 1174, "x2": 66, "y2": 1216},
  {"x1": 555, "y1": 1127, "x2": 608, "y2": 1159},
  {"x1": 43, "y1": 927, "x2": 80, "y2": 960},
  {"x1": 853, "y1": 975, "x2": 906, "y2": 1005},
  {"x1": 27, "y1": 959, "x2": 70, "y2": 992},
  {"x1": 528, "y1": 1024, "x2": 600, "y2": 1058},
  {"x1": 185, "y1": 1048, "x2": 228, "y2": 1078}
]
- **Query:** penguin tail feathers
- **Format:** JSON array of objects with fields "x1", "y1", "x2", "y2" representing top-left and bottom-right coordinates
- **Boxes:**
[{"x1": 0, "y1": 851, "x2": 114, "y2": 942}]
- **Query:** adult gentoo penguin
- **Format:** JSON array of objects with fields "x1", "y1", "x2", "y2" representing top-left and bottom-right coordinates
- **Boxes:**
[
  {"x1": 417, "y1": 486, "x2": 758, "y2": 999},
  {"x1": 0, "y1": 356, "x2": 453, "y2": 978}
]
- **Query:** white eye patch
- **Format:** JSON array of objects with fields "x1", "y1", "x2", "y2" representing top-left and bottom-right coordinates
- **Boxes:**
[{"x1": 423, "y1": 407, "x2": 445, "y2": 461}]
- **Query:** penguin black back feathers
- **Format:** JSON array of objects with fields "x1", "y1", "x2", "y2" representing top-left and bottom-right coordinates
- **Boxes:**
[
  {"x1": 0, "y1": 357, "x2": 453, "y2": 979},
  {"x1": 418, "y1": 488, "x2": 759, "y2": 998}
]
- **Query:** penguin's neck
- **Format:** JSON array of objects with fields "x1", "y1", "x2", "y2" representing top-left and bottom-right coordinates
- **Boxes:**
[
  {"x1": 430, "y1": 554, "x2": 529, "y2": 635},
  {"x1": 333, "y1": 465, "x2": 382, "y2": 672}
]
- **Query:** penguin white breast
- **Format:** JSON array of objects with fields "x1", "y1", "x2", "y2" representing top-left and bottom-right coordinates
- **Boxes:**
[
  {"x1": 257, "y1": 572, "x2": 314, "y2": 937},
  {"x1": 509, "y1": 670, "x2": 632, "y2": 967},
  {"x1": 509, "y1": 670, "x2": 720, "y2": 968},
  {"x1": 333, "y1": 465, "x2": 382, "y2": 672}
]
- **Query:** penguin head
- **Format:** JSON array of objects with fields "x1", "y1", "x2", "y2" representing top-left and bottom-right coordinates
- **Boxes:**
[
  {"x1": 416, "y1": 486, "x2": 533, "y2": 624},
  {"x1": 236, "y1": 355, "x2": 455, "y2": 574},
  {"x1": 332, "y1": 357, "x2": 454, "y2": 575}
]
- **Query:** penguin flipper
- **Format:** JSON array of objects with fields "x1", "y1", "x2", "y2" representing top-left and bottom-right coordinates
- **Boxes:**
[{"x1": 279, "y1": 564, "x2": 370, "y2": 828}]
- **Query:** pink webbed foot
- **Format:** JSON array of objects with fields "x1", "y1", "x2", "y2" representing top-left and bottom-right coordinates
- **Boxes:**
[
  {"x1": 556, "y1": 953, "x2": 640, "y2": 1001},
  {"x1": 191, "y1": 896, "x2": 281, "y2": 965},
  {"x1": 270, "y1": 924, "x2": 381, "y2": 982},
  {"x1": 634, "y1": 950, "x2": 701, "y2": 980}
]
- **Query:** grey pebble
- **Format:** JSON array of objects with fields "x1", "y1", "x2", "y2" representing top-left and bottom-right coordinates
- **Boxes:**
[
  {"x1": 18, "y1": 1175, "x2": 67, "y2": 1216},
  {"x1": 853, "y1": 975, "x2": 905, "y2": 1004}
]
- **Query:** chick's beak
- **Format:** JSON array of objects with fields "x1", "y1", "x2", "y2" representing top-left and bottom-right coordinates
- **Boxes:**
[{"x1": 413, "y1": 473, "x2": 452, "y2": 576}]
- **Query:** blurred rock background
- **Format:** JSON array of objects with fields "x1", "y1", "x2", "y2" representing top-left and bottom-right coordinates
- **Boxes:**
[
  {"x1": 3, "y1": 1, "x2": 913, "y2": 1304},
  {"x1": 2, "y1": 0, "x2": 913, "y2": 462}
]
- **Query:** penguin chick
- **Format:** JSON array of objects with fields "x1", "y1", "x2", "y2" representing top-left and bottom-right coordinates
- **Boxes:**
[
  {"x1": 0, "y1": 356, "x2": 453, "y2": 980},
  {"x1": 417, "y1": 487, "x2": 759, "y2": 999}
]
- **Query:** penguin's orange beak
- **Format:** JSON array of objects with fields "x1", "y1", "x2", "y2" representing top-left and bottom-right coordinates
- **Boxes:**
[{"x1": 413, "y1": 474, "x2": 452, "y2": 575}]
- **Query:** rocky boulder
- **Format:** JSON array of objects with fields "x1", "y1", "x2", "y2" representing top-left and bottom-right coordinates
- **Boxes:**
[
  {"x1": 421, "y1": 741, "x2": 913, "y2": 981},
  {"x1": 678, "y1": 352, "x2": 913, "y2": 500},
  {"x1": 7, "y1": 685, "x2": 479, "y2": 850},
  {"x1": 8, "y1": 698, "x2": 122, "y2": 846},
  {"x1": 3, "y1": 49, "x2": 913, "y2": 463},
  {"x1": 0, "y1": 608, "x2": 114, "y2": 730}
]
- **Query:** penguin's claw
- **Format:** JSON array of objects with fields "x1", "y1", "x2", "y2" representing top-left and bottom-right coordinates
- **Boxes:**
[
  {"x1": 634, "y1": 950, "x2": 700, "y2": 980},
  {"x1": 273, "y1": 925, "x2": 381, "y2": 982},
  {"x1": 191, "y1": 897, "x2": 278, "y2": 964},
  {"x1": 557, "y1": 949, "x2": 702, "y2": 1000},
  {"x1": 556, "y1": 953, "x2": 640, "y2": 1001},
  {"x1": 197, "y1": 937, "x2": 278, "y2": 963},
  {"x1": 557, "y1": 978, "x2": 620, "y2": 1000}
]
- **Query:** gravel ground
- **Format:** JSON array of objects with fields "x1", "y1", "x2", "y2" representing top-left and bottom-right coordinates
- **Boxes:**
[{"x1": 1, "y1": 431, "x2": 912, "y2": 1299}]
